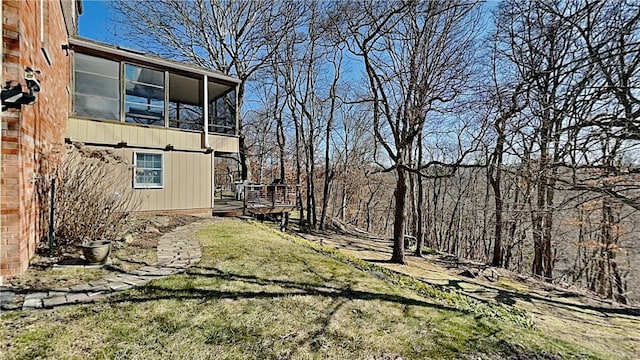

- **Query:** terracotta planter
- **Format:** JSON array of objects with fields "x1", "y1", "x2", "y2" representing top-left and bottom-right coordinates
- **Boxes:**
[{"x1": 81, "y1": 240, "x2": 112, "y2": 264}]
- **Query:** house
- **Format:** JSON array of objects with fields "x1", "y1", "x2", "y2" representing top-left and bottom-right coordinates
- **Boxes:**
[
  {"x1": 0, "y1": 0, "x2": 240, "y2": 281},
  {"x1": 66, "y1": 38, "x2": 240, "y2": 213}
]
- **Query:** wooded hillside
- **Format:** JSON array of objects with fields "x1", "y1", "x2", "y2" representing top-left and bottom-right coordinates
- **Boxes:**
[{"x1": 110, "y1": 0, "x2": 640, "y2": 304}]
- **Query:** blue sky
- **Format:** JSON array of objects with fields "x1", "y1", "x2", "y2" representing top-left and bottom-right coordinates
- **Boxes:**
[{"x1": 78, "y1": 0, "x2": 114, "y2": 43}]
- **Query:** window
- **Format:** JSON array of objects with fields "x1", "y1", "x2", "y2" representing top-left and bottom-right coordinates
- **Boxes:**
[
  {"x1": 168, "y1": 73, "x2": 204, "y2": 131},
  {"x1": 209, "y1": 89, "x2": 236, "y2": 135},
  {"x1": 125, "y1": 64, "x2": 165, "y2": 126},
  {"x1": 134, "y1": 153, "x2": 163, "y2": 188},
  {"x1": 74, "y1": 53, "x2": 121, "y2": 120},
  {"x1": 72, "y1": 48, "x2": 239, "y2": 135}
]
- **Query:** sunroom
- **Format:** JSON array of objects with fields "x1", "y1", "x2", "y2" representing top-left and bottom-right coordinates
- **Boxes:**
[{"x1": 68, "y1": 37, "x2": 239, "y2": 148}]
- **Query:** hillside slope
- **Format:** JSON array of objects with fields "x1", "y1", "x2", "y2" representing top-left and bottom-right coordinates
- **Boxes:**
[{"x1": 294, "y1": 227, "x2": 640, "y2": 359}]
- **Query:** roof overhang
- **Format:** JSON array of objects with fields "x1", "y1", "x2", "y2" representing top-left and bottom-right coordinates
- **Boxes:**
[{"x1": 69, "y1": 37, "x2": 241, "y2": 87}]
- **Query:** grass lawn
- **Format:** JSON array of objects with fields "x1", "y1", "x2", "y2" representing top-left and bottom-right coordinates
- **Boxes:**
[{"x1": 0, "y1": 220, "x2": 605, "y2": 359}]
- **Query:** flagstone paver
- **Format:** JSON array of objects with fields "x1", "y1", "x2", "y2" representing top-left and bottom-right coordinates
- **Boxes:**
[{"x1": 0, "y1": 218, "x2": 213, "y2": 311}]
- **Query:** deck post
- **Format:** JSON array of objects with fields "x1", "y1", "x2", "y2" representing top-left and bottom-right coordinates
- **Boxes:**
[{"x1": 243, "y1": 183, "x2": 247, "y2": 215}]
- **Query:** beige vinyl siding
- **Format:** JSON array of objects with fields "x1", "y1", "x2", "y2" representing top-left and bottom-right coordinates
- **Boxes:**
[
  {"x1": 68, "y1": 117, "x2": 239, "y2": 153},
  {"x1": 77, "y1": 146, "x2": 213, "y2": 212},
  {"x1": 67, "y1": 117, "x2": 237, "y2": 212},
  {"x1": 130, "y1": 149, "x2": 212, "y2": 211}
]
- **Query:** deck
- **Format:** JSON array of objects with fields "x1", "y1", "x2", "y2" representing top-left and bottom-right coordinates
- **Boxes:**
[
  {"x1": 212, "y1": 184, "x2": 298, "y2": 218},
  {"x1": 212, "y1": 199, "x2": 297, "y2": 217}
]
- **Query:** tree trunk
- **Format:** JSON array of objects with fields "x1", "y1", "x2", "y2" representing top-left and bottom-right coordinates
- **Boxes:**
[
  {"x1": 292, "y1": 111, "x2": 304, "y2": 227},
  {"x1": 489, "y1": 117, "x2": 505, "y2": 267},
  {"x1": 391, "y1": 166, "x2": 407, "y2": 264},
  {"x1": 414, "y1": 137, "x2": 425, "y2": 257}
]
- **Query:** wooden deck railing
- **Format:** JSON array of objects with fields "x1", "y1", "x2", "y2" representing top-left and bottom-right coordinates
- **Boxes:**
[{"x1": 242, "y1": 184, "x2": 298, "y2": 211}]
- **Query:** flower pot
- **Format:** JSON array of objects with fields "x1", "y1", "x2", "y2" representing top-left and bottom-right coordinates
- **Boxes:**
[{"x1": 81, "y1": 240, "x2": 112, "y2": 264}]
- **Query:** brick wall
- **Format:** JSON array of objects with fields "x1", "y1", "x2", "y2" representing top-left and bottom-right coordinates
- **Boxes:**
[{"x1": 1, "y1": 0, "x2": 73, "y2": 278}]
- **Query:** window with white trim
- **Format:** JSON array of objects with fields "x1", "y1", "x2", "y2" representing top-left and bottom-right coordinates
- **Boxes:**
[{"x1": 134, "y1": 153, "x2": 163, "y2": 188}]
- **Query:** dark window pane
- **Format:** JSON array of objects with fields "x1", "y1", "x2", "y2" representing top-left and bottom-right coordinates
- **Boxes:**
[
  {"x1": 126, "y1": 94, "x2": 164, "y2": 107},
  {"x1": 75, "y1": 53, "x2": 119, "y2": 77},
  {"x1": 73, "y1": 53, "x2": 120, "y2": 120},
  {"x1": 125, "y1": 103, "x2": 165, "y2": 126},
  {"x1": 126, "y1": 83, "x2": 164, "y2": 101}
]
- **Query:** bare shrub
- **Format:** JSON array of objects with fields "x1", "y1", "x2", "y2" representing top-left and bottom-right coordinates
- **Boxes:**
[{"x1": 53, "y1": 145, "x2": 141, "y2": 252}]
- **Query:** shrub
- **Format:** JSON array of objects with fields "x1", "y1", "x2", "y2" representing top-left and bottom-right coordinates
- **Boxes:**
[{"x1": 52, "y1": 145, "x2": 141, "y2": 252}]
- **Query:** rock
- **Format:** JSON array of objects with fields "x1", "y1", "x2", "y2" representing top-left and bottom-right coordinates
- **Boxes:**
[
  {"x1": 145, "y1": 226, "x2": 161, "y2": 234},
  {"x1": 122, "y1": 234, "x2": 135, "y2": 243},
  {"x1": 151, "y1": 216, "x2": 171, "y2": 228}
]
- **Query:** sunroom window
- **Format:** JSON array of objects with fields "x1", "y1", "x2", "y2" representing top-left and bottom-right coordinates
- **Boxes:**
[
  {"x1": 72, "y1": 48, "x2": 237, "y2": 136},
  {"x1": 169, "y1": 73, "x2": 203, "y2": 131},
  {"x1": 125, "y1": 64, "x2": 165, "y2": 127},
  {"x1": 134, "y1": 152, "x2": 163, "y2": 188},
  {"x1": 73, "y1": 53, "x2": 120, "y2": 121},
  {"x1": 210, "y1": 89, "x2": 236, "y2": 135}
]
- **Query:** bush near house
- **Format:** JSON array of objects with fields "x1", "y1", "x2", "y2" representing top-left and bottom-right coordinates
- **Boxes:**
[{"x1": 49, "y1": 145, "x2": 141, "y2": 253}]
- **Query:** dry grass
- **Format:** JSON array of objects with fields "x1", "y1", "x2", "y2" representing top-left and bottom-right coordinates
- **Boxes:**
[
  {"x1": 0, "y1": 220, "x2": 606, "y2": 359},
  {"x1": 292, "y1": 225, "x2": 640, "y2": 359}
]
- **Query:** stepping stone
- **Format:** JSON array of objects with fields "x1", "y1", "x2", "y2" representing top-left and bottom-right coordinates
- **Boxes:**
[
  {"x1": 70, "y1": 283, "x2": 93, "y2": 292},
  {"x1": 88, "y1": 279, "x2": 109, "y2": 287},
  {"x1": 66, "y1": 293, "x2": 92, "y2": 304},
  {"x1": 23, "y1": 298, "x2": 43, "y2": 309},
  {"x1": 24, "y1": 292, "x2": 48, "y2": 300},
  {"x1": 108, "y1": 282, "x2": 132, "y2": 291},
  {"x1": 117, "y1": 275, "x2": 148, "y2": 286},
  {"x1": 43, "y1": 296, "x2": 68, "y2": 308},
  {"x1": 0, "y1": 288, "x2": 16, "y2": 304}
]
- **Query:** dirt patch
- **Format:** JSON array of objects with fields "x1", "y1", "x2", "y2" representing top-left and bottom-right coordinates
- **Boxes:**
[{"x1": 112, "y1": 214, "x2": 199, "y2": 272}]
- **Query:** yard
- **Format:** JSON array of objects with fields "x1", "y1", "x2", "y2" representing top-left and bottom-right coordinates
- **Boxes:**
[{"x1": 0, "y1": 220, "x2": 603, "y2": 359}]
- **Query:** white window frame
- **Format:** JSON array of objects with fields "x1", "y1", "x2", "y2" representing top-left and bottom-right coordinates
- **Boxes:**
[{"x1": 133, "y1": 152, "x2": 164, "y2": 189}]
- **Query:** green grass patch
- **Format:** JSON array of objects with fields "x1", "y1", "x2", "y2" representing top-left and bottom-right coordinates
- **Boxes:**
[
  {"x1": 0, "y1": 220, "x2": 607, "y2": 359},
  {"x1": 253, "y1": 221, "x2": 530, "y2": 327}
]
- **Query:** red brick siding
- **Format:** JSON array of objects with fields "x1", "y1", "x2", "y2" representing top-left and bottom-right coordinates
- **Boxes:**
[{"x1": 1, "y1": 0, "x2": 73, "y2": 278}]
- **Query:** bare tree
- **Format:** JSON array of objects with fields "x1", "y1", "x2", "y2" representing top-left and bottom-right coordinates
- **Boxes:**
[
  {"x1": 328, "y1": 0, "x2": 481, "y2": 263},
  {"x1": 318, "y1": 51, "x2": 344, "y2": 230}
]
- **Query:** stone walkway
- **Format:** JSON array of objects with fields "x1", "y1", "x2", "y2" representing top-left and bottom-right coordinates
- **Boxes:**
[{"x1": 0, "y1": 219, "x2": 209, "y2": 311}]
